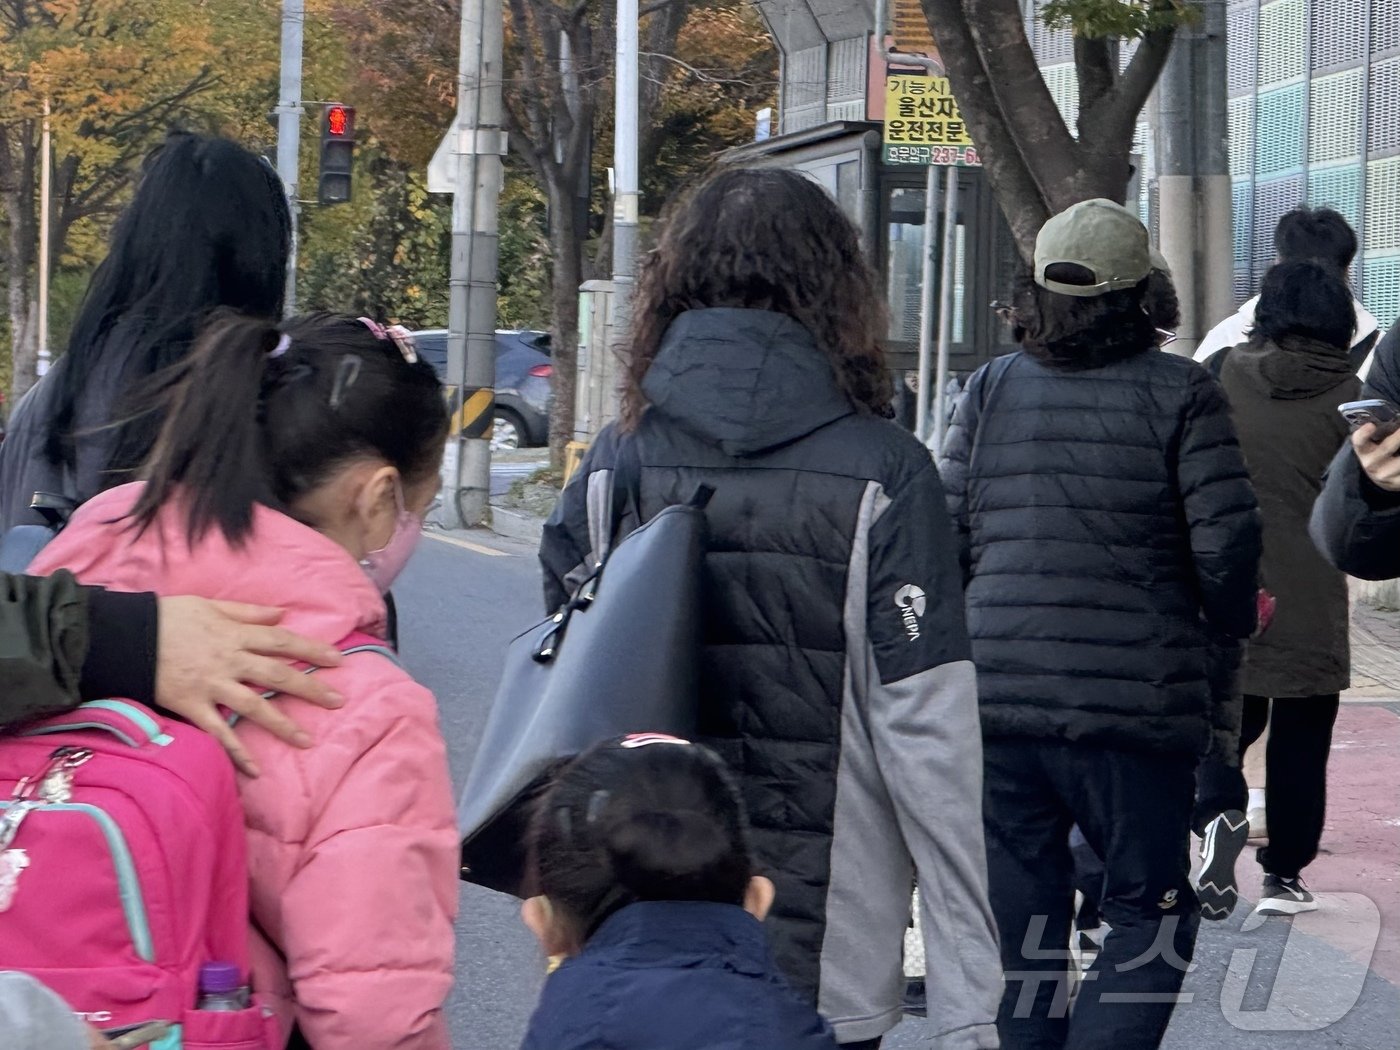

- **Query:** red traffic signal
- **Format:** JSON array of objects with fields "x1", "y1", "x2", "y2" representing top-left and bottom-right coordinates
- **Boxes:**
[{"x1": 322, "y1": 103, "x2": 355, "y2": 140}]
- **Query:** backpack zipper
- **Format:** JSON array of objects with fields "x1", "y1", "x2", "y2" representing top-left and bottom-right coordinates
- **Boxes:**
[{"x1": 0, "y1": 748, "x2": 155, "y2": 962}]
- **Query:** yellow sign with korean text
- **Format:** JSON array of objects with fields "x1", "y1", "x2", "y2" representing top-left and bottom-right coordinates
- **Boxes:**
[{"x1": 882, "y1": 76, "x2": 981, "y2": 167}]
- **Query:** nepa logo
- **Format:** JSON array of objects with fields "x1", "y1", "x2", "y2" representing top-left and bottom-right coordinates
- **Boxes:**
[{"x1": 895, "y1": 585, "x2": 926, "y2": 641}]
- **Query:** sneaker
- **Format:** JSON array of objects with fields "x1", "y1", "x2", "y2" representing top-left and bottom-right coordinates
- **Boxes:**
[
  {"x1": 1196, "y1": 810, "x2": 1250, "y2": 920},
  {"x1": 1255, "y1": 874, "x2": 1318, "y2": 915},
  {"x1": 1070, "y1": 925, "x2": 1105, "y2": 973}
]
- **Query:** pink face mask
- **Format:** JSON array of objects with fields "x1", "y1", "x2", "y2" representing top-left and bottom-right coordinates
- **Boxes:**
[{"x1": 361, "y1": 480, "x2": 424, "y2": 592}]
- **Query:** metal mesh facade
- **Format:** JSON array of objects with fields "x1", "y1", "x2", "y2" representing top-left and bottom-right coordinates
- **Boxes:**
[
  {"x1": 1028, "y1": 0, "x2": 1400, "y2": 325},
  {"x1": 1226, "y1": 0, "x2": 1399, "y2": 317}
]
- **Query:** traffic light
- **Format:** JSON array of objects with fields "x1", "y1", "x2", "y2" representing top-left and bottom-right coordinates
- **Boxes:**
[{"x1": 318, "y1": 103, "x2": 356, "y2": 205}]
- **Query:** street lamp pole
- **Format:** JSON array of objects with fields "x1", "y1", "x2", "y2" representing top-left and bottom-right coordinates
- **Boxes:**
[
  {"x1": 37, "y1": 95, "x2": 52, "y2": 377},
  {"x1": 442, "y1": 0, "x2": 506, "y2": 528},
  {"x1": 611, "y1": 0, "x2": 640, "y2": 358},
  {"x1": 276, "y1": 0, "x2": 304, "y2": 316}
]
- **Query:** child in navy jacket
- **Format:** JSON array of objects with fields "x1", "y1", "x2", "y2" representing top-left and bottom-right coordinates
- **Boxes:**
[{"x1": 519, "y1": 734, "x2": 839, "y2": 1050}]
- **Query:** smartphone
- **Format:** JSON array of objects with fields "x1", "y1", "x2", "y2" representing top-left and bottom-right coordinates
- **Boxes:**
[
  {"x1": 1339, "y1": 399, "x2": 1400, "y2": 436},
  {"x1": 103, "y1": 1020, "x2": 174, "y2": 1049}
]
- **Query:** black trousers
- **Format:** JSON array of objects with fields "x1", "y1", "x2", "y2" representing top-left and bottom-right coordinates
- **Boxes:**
[
  {"x1": 985, "y1": 740, "x2": 1199, "y2": 1050},
  {"x1": 1196, "y1": 694, "x2": 1340, "y2": 879}
]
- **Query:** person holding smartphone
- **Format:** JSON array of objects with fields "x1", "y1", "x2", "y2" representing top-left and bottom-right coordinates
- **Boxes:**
[{"x1": 1312, "y1": 316, "x2": 1400, "y2": 577}]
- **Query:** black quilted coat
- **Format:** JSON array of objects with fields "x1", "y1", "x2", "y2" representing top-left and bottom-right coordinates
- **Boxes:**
[
  {"x1": 540, "y1": 308, "x2": 1001, "y2": 1047},
  {"x1": 939, "y1": 342, "x2": 1263, "y2": 757}
]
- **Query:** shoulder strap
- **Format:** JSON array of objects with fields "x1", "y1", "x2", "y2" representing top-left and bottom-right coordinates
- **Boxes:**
[
  {"x1": 228, "y1": 635, "x2": 402, "y2": 727},
  {"x1": 968, "y1": 353, "x2": 1018, "y2": 470},
  {"x1": 1208, "y1": 346, "x2": 1231, "y2": 379},
  {"x1": 609, "y1": 434, "x2": 643, "y2": 542},
  {"x1": 338, "y1": 630, "x2": 403, "y2": 667}
]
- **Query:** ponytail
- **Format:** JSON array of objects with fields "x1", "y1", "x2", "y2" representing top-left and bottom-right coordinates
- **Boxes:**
[
  {"x1": 132, "y1": 311, "x2": 447, "y2": 546},
  {"x1": 132, "y1": 313, "x2": 281, "y2": 542}
]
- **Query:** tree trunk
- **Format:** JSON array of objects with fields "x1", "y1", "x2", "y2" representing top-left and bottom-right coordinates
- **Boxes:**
[
  {"x1": 920, "y1": 1, "x2": 1175, "y2": 262},
  {"x1": 2, "y1": 125, "x2": 40, "y2": 401},
  {"x1": 546, "y1": 194, "x2": 583, "y2": 470}
]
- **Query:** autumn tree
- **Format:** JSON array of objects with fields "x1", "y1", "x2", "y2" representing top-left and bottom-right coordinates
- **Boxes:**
[
  {"x1": 920, "y1": 0, "x2": 1191, "y2": 258},
  {"x1": 335, "y1": 0, "x2": 775, "y2": 461},
  {"x1": 0, "y1": 0, "x2": 283, "y2": 398}
]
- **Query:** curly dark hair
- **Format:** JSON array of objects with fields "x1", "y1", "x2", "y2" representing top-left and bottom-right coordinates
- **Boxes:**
[
  {"x1": 1009, "y1": 265, "x2": 1157, "y2": 371},
  {"x1": 621, "y1": 167, "x2": 893, "y2": 428}
]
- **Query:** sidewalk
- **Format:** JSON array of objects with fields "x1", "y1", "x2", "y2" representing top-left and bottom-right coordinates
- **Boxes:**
[{"x1": 891, "y1": 605, "x2": 1400, "y2": 1048}]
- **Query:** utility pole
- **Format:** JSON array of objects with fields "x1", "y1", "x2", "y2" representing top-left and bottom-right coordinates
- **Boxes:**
[
  {"x1": 930, "y1": 165, "x2": 958, "y2": 456},
  {"x1": 1156, "y1": 0, "x2": 1229, "y2": 357},
  {"x1": 276, "y1": 0, "x2": 304, "y2": 316},
  {"x1": 37, "y1": 96, "x2": 51, "y2": 377},
  {"x1": 611, "y1": 0, "x2": 640, "y2": 356},
  {"x1": 442, "y1": 0, "x2": 506, "y2": 528},
  {"x1": 914, "y1": 163, "x2": 938, "y2": 442}
]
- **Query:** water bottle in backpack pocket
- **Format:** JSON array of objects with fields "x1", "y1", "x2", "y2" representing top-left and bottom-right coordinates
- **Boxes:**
[{"x1": 0, "y1": 701, "x2": 278, "y2": 1049}]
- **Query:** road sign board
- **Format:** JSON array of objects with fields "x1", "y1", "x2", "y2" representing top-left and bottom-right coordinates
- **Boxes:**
[{"x1": 882, "y1": 75, "x2": 982, "y2": 168}]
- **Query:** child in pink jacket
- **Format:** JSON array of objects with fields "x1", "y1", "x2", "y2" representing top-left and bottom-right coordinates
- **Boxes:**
[{"x1": 31, "y1": 312, "x2": 457, "y2": 1049}]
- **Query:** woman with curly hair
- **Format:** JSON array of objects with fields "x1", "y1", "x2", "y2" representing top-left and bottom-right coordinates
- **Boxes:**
[{"x1": 539, "y1": 167, "x2": 1000, "y2": 1050}]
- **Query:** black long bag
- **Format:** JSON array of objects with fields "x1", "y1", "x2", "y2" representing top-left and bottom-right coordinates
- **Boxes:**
[{"x1": 457, "y1": 440, "x2": 711, "y2": 897}]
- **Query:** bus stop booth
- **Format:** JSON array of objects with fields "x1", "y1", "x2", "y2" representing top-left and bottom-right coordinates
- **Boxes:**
[{"x1": 723, "y1": 2, "x2": 1025, "y2": 440}]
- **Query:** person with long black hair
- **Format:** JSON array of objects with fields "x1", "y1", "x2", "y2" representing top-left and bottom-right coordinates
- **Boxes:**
[{"x1": 0, "y1": 131, "x2": 290, "y2": 528}]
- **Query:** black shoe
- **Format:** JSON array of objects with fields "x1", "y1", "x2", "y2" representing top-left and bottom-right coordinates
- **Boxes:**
[
  {"x1": 1196, "y1": 810, "x2": 1250, "y2": 920},
  {"x1": 1255, "y1": 874, "x2": 1318, "y2": 915},
  {"x1": 902, "y1": 977, "x2": 926, "y2": 1018}
]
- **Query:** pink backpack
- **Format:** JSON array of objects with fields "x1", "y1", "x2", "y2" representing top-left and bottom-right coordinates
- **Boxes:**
[{"x1": 0, "y1": 635, "x2": 395, "y2": 1050}]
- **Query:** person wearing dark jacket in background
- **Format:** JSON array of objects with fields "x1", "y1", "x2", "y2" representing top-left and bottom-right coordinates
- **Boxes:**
[
  {"x1": 1196, "y1": 263, "x2": 1359, "y2": 917},
  {"x1": 540, "y1": 169, "x2": 1000, "y2": 1050},
  {"x1": 1312, "y1": 316, "x2": 1400, "y2": 577},
  {"x1": 0, "y1": 571, "x2": 344, "y2": 774},
  {"x1": 940, "y1": 199, "x2": 1261, "y2": 1050},
  {"x1": 519, "y1": 735, "x2": 839, "y2": 1050},
  {"x1": 0, "y1": 132, "x2": 289, "y2": 530}
]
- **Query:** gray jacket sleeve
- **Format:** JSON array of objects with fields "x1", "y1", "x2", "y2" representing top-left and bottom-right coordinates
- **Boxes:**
[
  {"x1": 1311, "y1": 318, "x2": 1400, "y2": 580},
  {"x1": 863, "y1": 459, "x2": 1001, "y2": 1049}
]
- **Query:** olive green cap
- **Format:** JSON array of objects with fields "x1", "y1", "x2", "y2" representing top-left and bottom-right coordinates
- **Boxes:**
[{"x1": 1034, "y1": 199, "x2": 1152, "y2": 297}]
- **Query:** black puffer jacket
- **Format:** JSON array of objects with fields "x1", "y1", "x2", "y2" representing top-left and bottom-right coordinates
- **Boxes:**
[
  {"x1": 1312, "y1": 317, "x2": 1400, "y2": 579},
  {"x1": 541, "y1": 309, "x2": 1001, "y2": 1048},
  {"x1": 939, "y1": 346, "x2": 1262, "y2": 756}
]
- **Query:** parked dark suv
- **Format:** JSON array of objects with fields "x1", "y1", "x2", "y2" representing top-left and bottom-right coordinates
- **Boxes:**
[{"x1": 410, "y1": 329, "x2": 552, "y2": 449}]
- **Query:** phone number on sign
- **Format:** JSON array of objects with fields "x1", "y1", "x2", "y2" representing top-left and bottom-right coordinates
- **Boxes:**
[{"x1": 884, "y1": 145, "x2": 981, "y2": 167}]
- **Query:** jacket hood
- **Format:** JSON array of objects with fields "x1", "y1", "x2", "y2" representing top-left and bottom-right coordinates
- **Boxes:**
[
  {"x1": 1228, "y1": 335, "x2": 1354, "y2": 401},
  {"x1": 29, "y1": 482, "x2": 388, "y2": 644},
  {"x1": 640, "y1": 309, "x2": 855, "y2": 457}
]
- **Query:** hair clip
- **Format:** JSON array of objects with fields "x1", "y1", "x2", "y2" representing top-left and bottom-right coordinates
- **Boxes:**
[
  {"x1": 619, "y1": 733, "x2": 692, "y2": 749},
  {"x1": 585, "y1": 790, "x2": 611, "y2": 824},
  {"x1": 358, "y1": 316, "x2": 419, "y2": 365},
  {"x1": 269, "y1": 333, "x2": 292, "y2": 359},
  {"x1": 329, "y1": 355, "x2": 363, "y2": 409}
]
